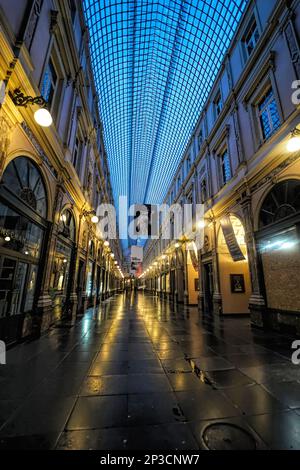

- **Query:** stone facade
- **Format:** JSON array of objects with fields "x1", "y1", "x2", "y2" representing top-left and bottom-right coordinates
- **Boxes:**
[
  {"x1": 143, "y1": 0, "x2": 300, "y2": 335},
  {"x1": 0, "y1": 0, "x2": 123, "y2": 345}
]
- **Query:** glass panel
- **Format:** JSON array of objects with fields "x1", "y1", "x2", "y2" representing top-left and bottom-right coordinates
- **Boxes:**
[
  {"x1": 24, "y1": 265, "x2": 38, "y2": 312},
  {"x1": 86, "y1": 261, "x2": 94, "y2": 296},
  {"x1": 0, "y1": 258, "x2": 16, "y2": 318},
  {"x1": 83, "y1": 0, "x2": 248, "y2": 249},
  {"x1": 0, "y1": 202, "x2": 44, "y2": 258},
  {"x1": 10, "y1": 262, "x2": 28, "y2": 316},
  {"x1": 50, "y1": 241, "x2": 72, "y2": 296},
  {"x1": 2, "y1": 157, "x2": 47, "y2": 218}
]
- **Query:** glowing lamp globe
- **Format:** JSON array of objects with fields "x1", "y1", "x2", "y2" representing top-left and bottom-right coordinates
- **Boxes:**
[
  {"x1": 91, "y1": 215, "x2": 99, "y2": 224},
  {"x1": 287, "y1": 135, "x2": 300, "y2": 153},
  {"x1": 34, "y1": 108, "x2": 53, "y2": 127}
]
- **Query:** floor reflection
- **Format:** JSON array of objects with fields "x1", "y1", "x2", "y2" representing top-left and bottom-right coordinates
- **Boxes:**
[{"x1": 0, "y1": 292, "x2": 299, "y2": 450}]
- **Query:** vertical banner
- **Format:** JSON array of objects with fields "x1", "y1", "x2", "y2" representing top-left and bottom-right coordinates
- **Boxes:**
[
  {"x1": 130, "y1": 245, "x2": 143, "y2": 275},
  {"x1": 220, "y1": 215, "x2": 245, "y2": 262}
]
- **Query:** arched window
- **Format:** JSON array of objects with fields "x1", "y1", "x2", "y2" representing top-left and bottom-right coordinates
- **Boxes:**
[
  {"x1": 259, "y1": 180, "x2": 300, "y2": 228},
  {"x1": 59, "y1": 209, "x2": 75, "y2": 241},
  {"x1": 2, "y1": 157, "x2": 47, "y2": 218}
]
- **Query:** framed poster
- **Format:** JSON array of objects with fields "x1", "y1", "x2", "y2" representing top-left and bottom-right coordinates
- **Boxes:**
[{"x1": 230, "y1": 274, "x2": 245, "y2": 293}]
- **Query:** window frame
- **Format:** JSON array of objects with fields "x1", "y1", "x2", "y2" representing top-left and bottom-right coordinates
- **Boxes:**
[
  {"x1": 242, "y1": 15, "x2": 260, "y2": 60},
  {"x1": 218, "y1": 146, "x2": 232, "y2": 188},
  {"x1": 256, "y1": 86, "x2": 281, "y2": 143}
]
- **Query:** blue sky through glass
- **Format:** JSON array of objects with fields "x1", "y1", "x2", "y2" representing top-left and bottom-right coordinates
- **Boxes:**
[{"x1": 83, "y1": 0, "x2": 247, "y2": 250}]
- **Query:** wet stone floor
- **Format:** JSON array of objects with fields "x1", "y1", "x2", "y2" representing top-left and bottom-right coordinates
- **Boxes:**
[{"x1": 1, "y1": 292, "x2": 300, "y2": 450}]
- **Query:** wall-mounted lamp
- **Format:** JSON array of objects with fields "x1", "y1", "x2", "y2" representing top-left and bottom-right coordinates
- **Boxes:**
[
  {"x1": 287, "y1": 128, "x2": 300, "y2": 153},
  {"x1": 9, "y1": 88, "x2": 53, "y2": 127},
  {"x1": 83, "y1": 209, "x2": 99, "y2": 224}
]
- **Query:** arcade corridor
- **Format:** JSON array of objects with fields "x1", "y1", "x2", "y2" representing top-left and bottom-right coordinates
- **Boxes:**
[{"x1": 0, "y1": 292, "x2": 300, "y2": 451}]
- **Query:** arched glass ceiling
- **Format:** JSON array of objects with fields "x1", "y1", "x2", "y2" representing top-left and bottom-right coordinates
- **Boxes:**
[{"x1": 83, "y1": 0, "x2": 247, "y2": 238}]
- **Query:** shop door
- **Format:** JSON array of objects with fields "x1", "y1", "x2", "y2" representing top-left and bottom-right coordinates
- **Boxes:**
[
  {"x1": 203, "y1": 263, "x2": 214, "y2": 313},
  {"x1": 0, "y1": 257, "x2": 29, "y2": 344}
]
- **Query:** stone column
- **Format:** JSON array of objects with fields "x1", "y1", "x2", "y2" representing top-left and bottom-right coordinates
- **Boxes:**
[
  {"x1": 211, "y1": 219, "x2": 223, "y2": 315},
  {"x1": 181, "y1": 246, "x2": 189, "y2": 306},
  {"x1": 64, "y1": 242, "x2": 78, "y2": 325},
  {"x1": 35, "y1": 181, "x2": 65, "y2": 336},
  {"x1": 241, "y1": 196, "x2": 266, "y2": 328},
  {"x1": 197, "y1": 250, "x2": 205, "y2": 314}
]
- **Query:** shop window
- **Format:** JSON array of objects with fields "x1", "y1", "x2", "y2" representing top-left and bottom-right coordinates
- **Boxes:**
[
  {"x1": 242, "y1": 16, "x2": 260, "y2": 59},
  {"x1": 59, "y1": 209, "x2": 75, "y2": 241},
  {"x1": 257, "y1": 87, "x2": 281, "y2": 141},
  {"x1": 259, "y1": 179, "x2": 300, "y2": 228},
  {"x1": 1, "y1": 157, "x2": 47, "y2": 218},
  {"x1": 219, "y1": 149, "x2": 232, "y2": 187}
]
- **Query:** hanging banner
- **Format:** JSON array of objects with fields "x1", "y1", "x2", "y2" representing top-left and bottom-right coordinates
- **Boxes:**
[
  {"x1": 220, "y1": 215, "x2": 245, "y2": 262},
  {"x1": 130, "y1": 246, "x2": 143, "y2": 275}
]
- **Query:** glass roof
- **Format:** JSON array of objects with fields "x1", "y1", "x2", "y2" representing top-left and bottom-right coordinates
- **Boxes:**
[{"x1": 83, "y1": 0, "x2": 247, "y2": 248}]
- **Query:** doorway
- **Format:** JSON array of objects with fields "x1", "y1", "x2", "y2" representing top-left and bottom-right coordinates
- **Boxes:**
[{"x1": 0, "y1": 256, "x2": 37, "y2": 344}]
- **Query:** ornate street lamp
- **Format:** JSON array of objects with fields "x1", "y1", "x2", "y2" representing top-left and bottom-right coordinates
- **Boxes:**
[
  {"x1": 82, "y1": 209, "x2": 99, "y2": 224},
  {"x1": 287, "y1": 128, "x2": 300, "y2": 152},
  {"x1": 9, "y1": 88, "x2": 53, "y2": 127}
]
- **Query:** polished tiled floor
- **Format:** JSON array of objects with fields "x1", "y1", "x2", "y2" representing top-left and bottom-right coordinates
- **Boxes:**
[{"x1": 0, "y1": 292, "x2": 300, "y2": 450}]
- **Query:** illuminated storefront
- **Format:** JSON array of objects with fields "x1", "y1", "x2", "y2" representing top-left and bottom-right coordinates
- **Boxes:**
[
  {"x1": 256, "y1": 180, "x2": 300, "y2": 330},
  {"x1": 50, "y1": 209, "x2": 76, "y2": 321},
  {"x1": 0, "y1": 157, "x2": 47, "y2": 344}
]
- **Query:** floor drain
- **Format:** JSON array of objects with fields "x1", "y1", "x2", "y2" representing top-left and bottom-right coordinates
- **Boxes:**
[{"x1": 202, "y1": 423, "x2": 257, "y2": 450}]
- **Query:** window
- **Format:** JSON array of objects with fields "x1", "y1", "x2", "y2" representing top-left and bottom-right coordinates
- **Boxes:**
[
  {"x1": 220, "y1": 149, "x2": 232, "y2": 186},
  {"x1": 257, "y1": 88, "x2": 281, "y2": 141},
  {"x1": 73, "y1": 136, "x2": 83, "y2": 175},
  {"x1": 186, "y1": 154, "x2": 192, "y2": 174},
  {"x1": 197, "y1": 130, "x2": 203, "y2": 152},
  {"x1": 69, "y1": 0, "x2": 77, "y2": 23},
  {"x1": 41, "y1": 59, "x2": 57, "y2": 109},
  {"x1": 243, "y1": 17, "x2": 259, "y2": 58},
  {"x1": 200, "y1": 178, "x2": 207, "y2": 203},
  {"x1": 214, "y1": 91, "x2": 222, "y2": 118},
  {"x1": 177, "y1": 175, "x2": 181, "y2": 191}
]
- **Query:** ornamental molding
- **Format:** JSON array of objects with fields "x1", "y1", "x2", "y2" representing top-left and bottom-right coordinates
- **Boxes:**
[
  {"x1": 251, "y1": 153, "x2": 300, "y2": 193},
  {"x1": 21, "y1": 121, "x2": 58, "y2": 178}
]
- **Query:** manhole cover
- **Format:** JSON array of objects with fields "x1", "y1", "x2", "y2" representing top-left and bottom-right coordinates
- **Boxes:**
[{"x1": 202, "y1": 423, "x2": 256, "y2": 450}]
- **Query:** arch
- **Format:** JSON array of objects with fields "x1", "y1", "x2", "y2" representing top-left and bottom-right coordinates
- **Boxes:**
[
  {"x1": 217, "y1": 213, "x2": 250, "y2": 315},
  {"x1": 59, "y1": 208, "x2": 76, "y2": 242},
  {"x1": 1, "y1": 156, "x2": 47, "y2": 218},
  {"x1": 258, "y1": 179, "x2": 300, "y2": 229}
]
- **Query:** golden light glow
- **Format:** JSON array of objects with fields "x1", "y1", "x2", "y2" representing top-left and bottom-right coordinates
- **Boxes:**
[
  {"x1": 104, "y1": 241, "x2": 109, "y2": 247},
  {"x1": 34, "y1": 108, "x2": 53, "y2": 127},
  {"x1": 91, "y1": 215, "x2": 99, "y2": 224},
  {"x1": 287, "y1": 135, "x2": 300, "y2": 152}
]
